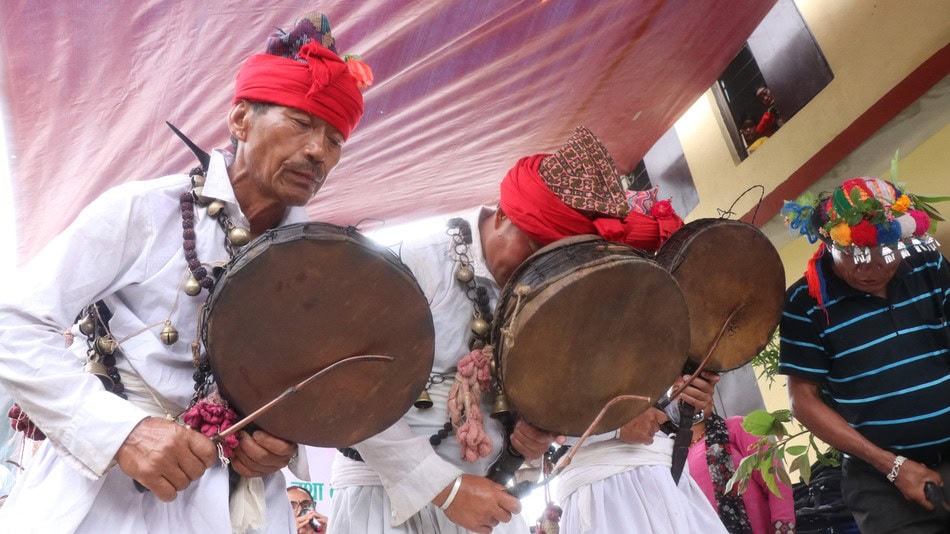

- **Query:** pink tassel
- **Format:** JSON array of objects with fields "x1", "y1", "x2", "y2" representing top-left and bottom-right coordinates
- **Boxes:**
[{"x1": 447, "y1": 349, "x2": 493, "y2": 461}]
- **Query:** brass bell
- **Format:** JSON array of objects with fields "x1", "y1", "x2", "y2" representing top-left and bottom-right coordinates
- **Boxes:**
[
  {"x1": 206, "y1": 200, "x2": 225, "y2": 218},
  {"x1": 192, "y1": 186, "x2": 206, "y2": 203},
  {"x1": 78, "y1": 314, "x2": 96, "y2": 336},
  {"x1": 228, "y1": 226, "x2": 251, "y2": 247},
  {"x1": 414, "y1": 389, "x2": 433, "y2": 409},
  {"x1": 160, "y1": 323, "x2": 179, "y2": 345},
  {"x1": 84, "y1": 360, "x2": 115, "y2": 390},
  {"x1": 455, "y1": 265, "x2": 475, "y2": 284},
  {"x1": 490, "y1": 391, "x2": 511, "y2": 419},
  {"x1": 95, "y1": 335, "x2": 117, "y2": 355},
  {"x1": 470, "y1": 318, "x2": 490, "y2": 337},
  {"x1": 191, "y1": 173, "x2": 206, "y2": 188},
  {"x1": 184, "y1": 274, "x2": 202, "y2": 296}
]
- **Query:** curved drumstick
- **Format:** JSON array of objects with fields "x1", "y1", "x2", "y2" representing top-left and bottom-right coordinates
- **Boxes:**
[
  {"x1": 213, "y1": 353, "x2": 394, "y2": 442},
  {"x1": 135, "y1": 353, "x2": 393, "y2": 493},
  {"x1": 655, "y1": 304, "x2": 744, "y2": 411},
  {"x1": 506, "y1": 393, "x2": 651, "y2": 498}
]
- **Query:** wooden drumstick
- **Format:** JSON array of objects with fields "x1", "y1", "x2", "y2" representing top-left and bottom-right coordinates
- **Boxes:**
[
  {"x1": 134, "y1": 353, "x2": 393, "y2": 493},
  {"x1": 213, "y1": 353, "x2": 394, "y2": 442},
  {"x1": 656, "y1": 304, "x2": 744, "y2": 410}
]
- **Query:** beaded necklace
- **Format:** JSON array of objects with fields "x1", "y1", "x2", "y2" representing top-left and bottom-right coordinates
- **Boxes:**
[{"x1": 179, "y1": 165, "x2": 252, "y2": 402}]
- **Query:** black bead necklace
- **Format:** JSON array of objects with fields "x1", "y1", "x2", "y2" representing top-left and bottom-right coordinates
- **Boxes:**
[{"x1": 178, "y1": 165, "x2": 251, "y2": 401}]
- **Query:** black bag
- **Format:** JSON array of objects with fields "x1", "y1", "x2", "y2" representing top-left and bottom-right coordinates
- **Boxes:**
[{"x1": 793, "y1": 458, "x2": 860, "y2": 534}]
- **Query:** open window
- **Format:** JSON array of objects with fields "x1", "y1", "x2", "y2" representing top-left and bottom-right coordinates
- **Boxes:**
[{"x1": 714, "y1": 0, "x2": 834, "y2": 160}]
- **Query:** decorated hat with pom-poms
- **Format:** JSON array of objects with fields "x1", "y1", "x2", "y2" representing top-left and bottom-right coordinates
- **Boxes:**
[{"x1": 781, "y1": 154, "x2": 946, "y2": 264}]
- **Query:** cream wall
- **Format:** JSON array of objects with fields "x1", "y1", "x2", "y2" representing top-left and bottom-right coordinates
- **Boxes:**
[{"x1": 675, "y1": 0, "x2": 949, "y2": 222}]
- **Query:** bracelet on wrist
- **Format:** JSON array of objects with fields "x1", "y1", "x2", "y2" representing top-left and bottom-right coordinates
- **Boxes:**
[
  {"x1": 886, "y1": 455, "x2": 907, "y2": 483},
  {"x1": 439, "y1": 476, "x2": 463, "y2": 511}
]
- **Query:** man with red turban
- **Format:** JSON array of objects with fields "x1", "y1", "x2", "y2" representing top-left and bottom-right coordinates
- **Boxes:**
[
  {"x1": 0, "y1": 12, "x2": 370, "y2": 533},
  {"x1": 328, "y1": 126, "x2": 705, "y2": 534}
]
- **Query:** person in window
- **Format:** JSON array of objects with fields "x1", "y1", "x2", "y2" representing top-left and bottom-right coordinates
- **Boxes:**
[
  {"x1": 740, "y1": 115, "x2": 768, "y2": 154},
  {"x1": 754, "y1": 86, "x2": 784, "y2": 138}
]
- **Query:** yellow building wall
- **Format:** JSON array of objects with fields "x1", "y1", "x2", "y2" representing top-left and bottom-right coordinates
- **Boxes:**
[{"x1": 675, "y1": 0, "x2": 949, "y2": 222}]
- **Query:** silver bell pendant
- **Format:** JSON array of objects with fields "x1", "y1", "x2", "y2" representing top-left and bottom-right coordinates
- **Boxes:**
[
  {"x1": 160, "y1": 322, "x2": 179, "y2": 346},
  {"x1": 228, "y1": 226, "x2": 251, "y2": 247},
  {"x1": 206, "y1": 200, "x2": 226, "y2": 218},
  {"x1": 455, "y1": 264, "x2": 475, "y2": 283},
  {"x1": 78, "y1": 314, "x2": 96, "y2": 336},
  {"x1": 184, "y1": 274, "x2": 202, "y2": 296},
  {"x1": 470, "y1": 317, "x2": 490, "y2": 337}
]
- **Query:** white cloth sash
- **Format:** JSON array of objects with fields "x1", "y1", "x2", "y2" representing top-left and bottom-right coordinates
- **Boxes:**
[{"x1": 557, "y1": 437, "x2": 675, "y2": 532}]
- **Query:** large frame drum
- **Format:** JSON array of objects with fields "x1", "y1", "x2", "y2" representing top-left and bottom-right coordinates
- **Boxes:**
[
  {"x1": 202, "y1": 222, "x2": 434, "y2": 447},
  {"x1": 490, "y1": 235, "x2": 690, "y2": 436},
  {"x1": 654, "y1": 218, "x2": 785, "y2": 371}
]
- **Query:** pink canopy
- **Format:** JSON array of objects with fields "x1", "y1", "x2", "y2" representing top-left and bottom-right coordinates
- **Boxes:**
[{"x1": 1, "y1": 1, "x2": 774, "y2": 262}]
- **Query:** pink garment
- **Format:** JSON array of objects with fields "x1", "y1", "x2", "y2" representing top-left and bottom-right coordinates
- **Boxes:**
[{"x1": 687, "y1": 416, "x2": 796, "y2": 534}]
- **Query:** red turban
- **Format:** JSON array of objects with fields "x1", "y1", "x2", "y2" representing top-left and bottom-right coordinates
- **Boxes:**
[
  {"x1": 500, "y1": 155, "x2": 684, "y2": 252},
  {"x1": 233, "y1": 41, "x2": 364, "y2": 140}
]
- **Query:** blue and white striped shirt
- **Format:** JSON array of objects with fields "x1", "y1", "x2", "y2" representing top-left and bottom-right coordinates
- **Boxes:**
[{"x1": 779, "y1": 250, "x2": 950, "y2": 465}]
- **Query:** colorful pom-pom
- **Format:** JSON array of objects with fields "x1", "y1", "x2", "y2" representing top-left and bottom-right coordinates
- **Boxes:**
[
  {"x1": 908, "y1": 209, "x2": 930, "y2": 237},
  {"x1": 829, "y1": 222, "x2": 852, "y2": 247},
  {"x1": 850, "y1": 220, "x2": 878, "y2": 248},
  {"x1": 875, "y1": 221, "x2": 902, "y2": 244}
]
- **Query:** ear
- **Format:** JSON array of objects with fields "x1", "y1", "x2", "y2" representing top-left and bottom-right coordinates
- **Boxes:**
[
  {"x1": 228, "y1": 100, "x2": 252, "y2": 143},
  {"x1": 493, "y1": 207, "x2": 508, "y2": 230}
]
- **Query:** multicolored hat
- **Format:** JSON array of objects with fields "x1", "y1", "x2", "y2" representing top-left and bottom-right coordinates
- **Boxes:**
[{"x1": 782, "y1": 176, "x2": 943, "y2": 264}]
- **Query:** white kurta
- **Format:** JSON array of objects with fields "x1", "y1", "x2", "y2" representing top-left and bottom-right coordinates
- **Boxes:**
[
  {"x1": 0, "y1": 150, "x2": 308, "y2": 533},
  {"x1": 329, "y1": 208, "x2": 528, "y2": 533},
  {"x1": 558, "y1": 433, "x2": 728, "y2": 534}
]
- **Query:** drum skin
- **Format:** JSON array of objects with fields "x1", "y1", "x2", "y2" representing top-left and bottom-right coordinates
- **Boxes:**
[
  {"x1": 491, "y1": 235, "x2": 690, "y2": 436},
  {"x1": 203, "y1": 222, "x2": 434, "y2": 448},
  {"x1": 654, "y1": 218, "x2": 785, "y2": 372}
]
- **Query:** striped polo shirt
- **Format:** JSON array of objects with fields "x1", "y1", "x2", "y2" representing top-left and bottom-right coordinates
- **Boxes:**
[{"x1": 779, "y1": 250, "x2": 950, "y2": 465}]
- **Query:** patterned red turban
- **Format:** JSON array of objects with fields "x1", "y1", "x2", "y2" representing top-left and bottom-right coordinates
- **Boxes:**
[
  {"x1": 500, "y1": 127, "x2": 684, "y2": 252},
  {"x1": 232, "y1": 13, "x2": 365, "y2": 140}
]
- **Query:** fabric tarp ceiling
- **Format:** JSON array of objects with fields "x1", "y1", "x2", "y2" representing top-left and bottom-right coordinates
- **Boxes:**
[{"x1": 1, "y1": 0, "x2": 774, "y2": 262}]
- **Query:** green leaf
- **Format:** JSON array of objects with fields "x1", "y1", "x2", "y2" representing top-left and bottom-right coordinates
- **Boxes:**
[
  {"x1": 771, "y1": 409, "x2": 792, "y2": 423},
  {"x1": 799, "y1": 453, "x2": 812, "y2": 484},
  {"x1": 850, "y1": 187, "x2": 863, "y2": 205},
  {"x1": 772, "y1": 421, "x2": 788, "y2": 440},
  {"x1": 789, "y1": 453, "x2": 805, "y2": 474},
  {"x1": 759, "y1": 455, "x2": 780, "y2": 496},
  {"x1": 786, "y1": 445, "x2": 807, "y2": 456},
  {"x1": 742, "y1": 410, "x2": 776, "y2": 436},
  {"x1": 726, "y1": 453, "x2": 759, "y2": 494},
  {"x1": 776, "y1": 464, "x2": 793, "y2": 491}
]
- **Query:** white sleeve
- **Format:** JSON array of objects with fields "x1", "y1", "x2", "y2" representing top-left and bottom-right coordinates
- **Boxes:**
[
  {"x1": 353, "y1": 418, "x2": 463, "y2": 525},
  {"x1": 0, "y1": 186, "x2": 153, "y2": 477}
]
